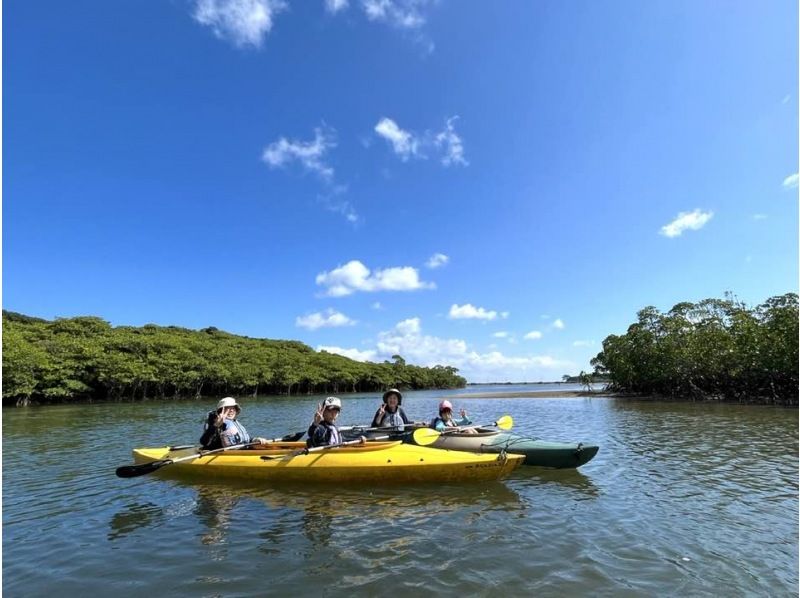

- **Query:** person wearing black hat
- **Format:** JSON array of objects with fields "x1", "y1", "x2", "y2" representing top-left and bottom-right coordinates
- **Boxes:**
[{"x1": 371, "y1": 388, "x2": 412, "y2": 430}]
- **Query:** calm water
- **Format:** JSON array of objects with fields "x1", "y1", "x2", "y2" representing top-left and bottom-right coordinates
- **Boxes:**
[{"x1": 3, "y1": 387, "x2": 798, "y2": 596}]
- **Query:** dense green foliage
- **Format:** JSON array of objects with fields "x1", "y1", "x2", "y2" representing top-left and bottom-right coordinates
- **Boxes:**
[
  {"x1": 2, "y1": 311, "x2": 466, "y2": 406},
  {"x1": 590, "y1": 293, "x2": 799, "y2": 405}
]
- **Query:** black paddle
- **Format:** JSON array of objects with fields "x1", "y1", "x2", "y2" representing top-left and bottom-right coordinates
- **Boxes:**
[{"x1": 115, "y1": 432, "x2": 306, "y2": 478}]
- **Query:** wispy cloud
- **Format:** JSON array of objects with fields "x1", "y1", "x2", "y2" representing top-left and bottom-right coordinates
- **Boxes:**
[
  {"x1": 448, "y1": 304, "x2": 509, "y2": 321},
  {"x1": 492, "y1": 331, "x2": 509, "y2": 338},
  {"x1": 361, "y1": 0, "x2": 429, "y2": 29},
  {"x1": 552, "y1": 318, "x2": 565, "y2": 330},
  {"x1": 752, "y1": 213, "x2": 768, "y2": 221},
  {"x1": 374, "y1": 118, "x2": 420, "y2": 161},
  {"x1": 317, "y1": 184, "x2": 359, "y2": 224},
  {"x1": 572, "y1": 340, "x2": 595, "y2": 347},
  {"x1": 325, "y1": 0, "x2": 349, "y2": 13},
  {"x1": 523, "y1": 330, "x2": 542, "y2": 340},
  {"x1": 193, "y1": 0, "x2": 287, "y2": 48},
  {"x1": 316, "y1": 260, "x2": 435, "y2": 297},
  {"x1": 262, "y1": 126, "x2": 336, "y2": 181},
  {"x1": 782, "y1": 173, "x2": 799, "y2": 189},
  {"x1": 425, "y1": 253, "x2": 449, "y2": 269},
  {"x1": 374, "y1": 116, "x2": 468, "y2": 166},
  {"x1": 435, "y1": 116, "x2": 468, "y2": 167},
  {"x1": 262, "y1": 126, "x2": 360, "y2": 223},
  {"x1": 296, "y1": 308, "x2": 356, "y2": 330},
  {"x1": 659, "y1": 209, "x2": 714, "y2": 238}
]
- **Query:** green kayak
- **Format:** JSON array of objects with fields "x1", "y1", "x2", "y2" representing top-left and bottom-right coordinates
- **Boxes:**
[
  {"x1": 476, "y1": 432, "x2": 599, "y2": 468},
  {"x1": 350, "y1": 427, "x2": 599, "y2": 469}
]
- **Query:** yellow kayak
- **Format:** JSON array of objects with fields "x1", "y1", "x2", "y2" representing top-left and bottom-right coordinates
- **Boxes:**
[{"x1": 132, "y1": 441, "x2": 524, "y2": 483}]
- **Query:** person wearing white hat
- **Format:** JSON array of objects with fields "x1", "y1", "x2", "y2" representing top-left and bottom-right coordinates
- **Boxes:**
[
  {"x1": 199, "y1": 397, "x2": 268, "y2": 449},
  {"x1": 307, "y1": 397, "x2": 365, "y2": 448}
]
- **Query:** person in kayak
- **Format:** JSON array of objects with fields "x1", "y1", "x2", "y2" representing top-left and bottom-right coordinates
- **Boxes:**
[
  {"x1": 308, "y1": 396, "x2": 366, "y2": 448},
  {"x1": 371, "y1": 388, "x2": 412, "y2": 430},
  {"x1": 430, "y1": 400, "x2": 478, "y2": 434},
  {"x1": 199, "y1": 397, "x2": 268, "y2": 450}
]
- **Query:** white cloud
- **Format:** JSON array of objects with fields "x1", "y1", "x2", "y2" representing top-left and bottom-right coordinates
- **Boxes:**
[
  {"x1": 374, "y1": 318, "x2": 573, "y2": 382},
  {"x1": 492, "y1": 331, "x2": 509, "y2": 338},
  {"x1": 316, "y1": 260, "x2": 435, "y2": 296},
  {"x1": 193, "y1": 0, "x2": 287, "y2": 48},
  {"x1": 361, "y1": 0, "x2": 428, "y2": 28},
  {"x1": 572, "y1": 340, "x2": 595, "y2": 347},
  {"x1": 317, "y1": 345, "x2": 377, "y2": 362},
  {"x1": 524, "y1": 330, "x2": 542, "y2": 340},
  {"x1": 371, "y1": 301, "x2": 383, "y2": 310},
  {"x1": 374, "y1": 116, "x2": 468, "y2": 166},
  {"x1": 435, "y1": 116, "x2": 467, "y2": 167},
  {"x1": 448, "y1": 303, "x2": 506, "y2": 321},
  {"x1": 425, "y1": 253, "x2": 449, "y2": 269},
  {"x1": 325, "y1": 0, "x2": 349, "y2": 13},
  {"x1": 552, "y1": 318, "x2": 565, "y2": 330},
  {"x1": 262, "y1": 126, "x2": 336, "y2": 181},
  {"x1": 318, "y1": 318, "x2": 573, "y2": 381},
  {"x1": 296, "y1": 309, "x2": 356, "y2": 330},
  {"x1": 374, "y1": 118, "x2": 420, "y2": 161},
  {"x1": 659, "y1": 209, "x2": 714, "y2": 238},
  {"x1": 782, "y1": 173, "x2": 799, "y2": 189},
  {"x1": 752, "y1": 213, "x2": 768, "y2": 220}
]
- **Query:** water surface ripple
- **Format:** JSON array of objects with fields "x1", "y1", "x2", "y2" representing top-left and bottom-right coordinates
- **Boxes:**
[{"x1": 3, "y1": 388, "x2": 797, "y2": 596}]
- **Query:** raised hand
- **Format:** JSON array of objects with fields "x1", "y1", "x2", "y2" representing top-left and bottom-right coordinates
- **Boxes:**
[
  {"x1": 313, "y1": 403, "x2": 324, "y2": 424},
  {"x1": 459, "y1": 408, "x2": 467, "y2": 418}
]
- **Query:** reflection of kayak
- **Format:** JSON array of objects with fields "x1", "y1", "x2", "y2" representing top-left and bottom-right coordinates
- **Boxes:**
[
  {"x1": 403, "y1": 429, "x2": 599, "y2": 469},
  {"x1": 132, "y1": 441, "x2": 524, "y2": 483}
]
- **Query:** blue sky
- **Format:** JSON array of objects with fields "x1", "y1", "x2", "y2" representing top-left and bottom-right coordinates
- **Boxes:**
[{"x1": 4, "y1": 0, "x2": 798, "y2": 382}]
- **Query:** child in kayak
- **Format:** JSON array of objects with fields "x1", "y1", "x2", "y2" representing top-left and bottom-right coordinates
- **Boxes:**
[
  {"x1": 308, "y1": 396, "x2": 366, "y2": 447},
  {"x1": 430, "y1": 400, "x2": 477, "y2": 434},
  {"x1": 199, "y1": 397, "x2": 268, "y2": 450},
  {"x1": 371, "y1": 388, "x2": 413, "y2": 430}
]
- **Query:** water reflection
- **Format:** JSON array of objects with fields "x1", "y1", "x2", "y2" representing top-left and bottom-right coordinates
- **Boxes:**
[
  {"x1": 511, "y1": 468, "x2": 601, "y2": 499},
  {"x1": 123, "y1": 478, "x2": 529, "y2": 553},
  {"x1": 108, "y1": 502, "x2": 165, "y2": 541}
]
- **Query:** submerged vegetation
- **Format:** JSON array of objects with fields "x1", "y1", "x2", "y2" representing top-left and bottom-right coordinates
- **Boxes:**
[
  {"x1": 591, "y1": 293, "x2": 798, "y2": 405},
  {"x1": 2, "y1": 311, "x2": 466, "y2": 406}
]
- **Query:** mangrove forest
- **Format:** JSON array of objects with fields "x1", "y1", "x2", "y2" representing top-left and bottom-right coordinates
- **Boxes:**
[
  {"x1": 590, "y1": 293, "x2": 798, "y2": 405},
  {"x1": 2, "y1": 311, "x2": 466, "y2": 406}
]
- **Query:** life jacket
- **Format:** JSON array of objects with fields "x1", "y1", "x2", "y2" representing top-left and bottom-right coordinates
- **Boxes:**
[
  {"x1": 307, "y1": 420, "x2": 341, "y2": 448},
  {"x1": 374, "y1": 406, "x2": 409, "y2": 429},
  {"x1": 219, "y1": 419, "x2": 251, "y2": 447},
  {"x1": 430, "y1": 415, "x2": 462, "y2": 432}
]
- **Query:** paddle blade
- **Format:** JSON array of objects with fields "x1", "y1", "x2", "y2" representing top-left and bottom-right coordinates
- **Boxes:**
[
  {"x1": 412, "y1": 427, "x2": 440, "y2": 446},
  {"x1": 115, "y1": 459, "x2": 172, "y2": 478},
  {"x1": 494, "y1": 415, "x2": 513, "y2": 431}
]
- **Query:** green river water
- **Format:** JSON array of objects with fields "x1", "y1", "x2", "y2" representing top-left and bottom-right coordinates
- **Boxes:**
[{"x1": 3, "y1": 386, "x2": 797, "y2": 596}]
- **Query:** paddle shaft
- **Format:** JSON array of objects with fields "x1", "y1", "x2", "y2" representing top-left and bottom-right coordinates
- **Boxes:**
[{"x1": 117, "y1": 438, "x2": 277, "y2": 478}]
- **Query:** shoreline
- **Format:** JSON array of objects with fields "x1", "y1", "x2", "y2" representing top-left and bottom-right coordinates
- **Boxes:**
[{"x1": 443, "y1": 390, "x2": 615, "y2": 399}]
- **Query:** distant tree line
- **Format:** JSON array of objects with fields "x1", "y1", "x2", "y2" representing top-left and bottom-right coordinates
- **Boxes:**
[
  {"x1": 2, "y1": 311, "x2": 466, "y2": 406},
  {"x1": 590, "y1": 293, "x2": 798, "y2": 405}
]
